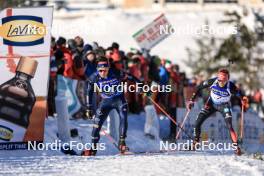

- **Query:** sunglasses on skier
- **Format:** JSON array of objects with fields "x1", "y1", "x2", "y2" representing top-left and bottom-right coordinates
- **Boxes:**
[{"x1": 98, "y1": 69, "x2": 108, "y2": 73}]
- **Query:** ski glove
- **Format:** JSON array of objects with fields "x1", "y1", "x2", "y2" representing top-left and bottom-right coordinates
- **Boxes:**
[
  {"x1": 84, "y1": 106, "x2": 94, "y2": 120},
  {"x1": 187, "y1": 100, "x2": 194, "y2": 111},
  {"x1": 241, "y1": 96, "x2": 249, "y2": 110},
  {"x1": 145, "y1": 90, "x2": 152, "y2": 97}
]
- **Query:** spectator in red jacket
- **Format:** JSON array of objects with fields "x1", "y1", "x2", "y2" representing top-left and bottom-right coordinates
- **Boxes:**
[
  {"x1": 56, "y1": 37, "x2": 74, "y2": 79},
  {"x1": 253, "y1": 88, "x2": 263, "y2": 114}
]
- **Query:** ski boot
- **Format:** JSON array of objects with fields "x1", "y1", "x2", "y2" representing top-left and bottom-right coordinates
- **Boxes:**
[
  {"x1": 61, "y1": 145, "x2": 78, "y2": 155},
  {"x1": 234, "y1": 139, "x2": 243, "y2": 156},
  {"x1": 188, "y1": 137, "x2": 200, "y2": 151},
  {"x1": 118, "y1": 138, "x2": 129, "y2": 154},
  {"x1": 234, "y1": 146, "x2": 242, "y2": 156},
  {"x1": 81, "y1": 149, "x2": 97, "y2": 156}
]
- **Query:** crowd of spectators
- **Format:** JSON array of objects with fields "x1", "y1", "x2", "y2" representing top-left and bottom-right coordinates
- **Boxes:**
[{"x1": 47, "y1": 35, "x2": 264, "y2": 139}]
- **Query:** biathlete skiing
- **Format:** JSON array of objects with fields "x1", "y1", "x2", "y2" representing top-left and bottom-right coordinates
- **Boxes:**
[
  {"x1": 187, "y1": 68, "x2": 249, "y2": 155},
  {"x1": 82, "y1": 56, "x2": 139, "y2": 156}
]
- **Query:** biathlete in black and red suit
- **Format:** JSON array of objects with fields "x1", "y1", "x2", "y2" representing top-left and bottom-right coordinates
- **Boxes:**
[{"x1": 187, "y1": 68, "x2": 249, "y2": 155}]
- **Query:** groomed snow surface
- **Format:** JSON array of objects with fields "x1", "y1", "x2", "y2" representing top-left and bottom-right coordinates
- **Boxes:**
[
  {"x1": 1, "y1": 152, "x2": 264, "y2": 176},
  {"x1": 0, "y1": 114, "x2": 263, "y2": 176}
]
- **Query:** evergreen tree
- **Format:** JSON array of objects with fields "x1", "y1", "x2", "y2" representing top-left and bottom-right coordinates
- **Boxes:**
[{"x1": 187, "y1": 10, "x2": 264, "y2": 90}]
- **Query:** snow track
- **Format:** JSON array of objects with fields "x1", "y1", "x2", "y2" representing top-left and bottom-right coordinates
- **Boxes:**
[
  {"x1": 0, "y1": 114, "x2": 263, "y2": 176},
  {"x1": 0, "y1": 152, "x2": 263, "y2": 176}
]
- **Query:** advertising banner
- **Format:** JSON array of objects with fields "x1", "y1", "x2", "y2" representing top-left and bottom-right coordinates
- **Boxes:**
[
  {"x1": 0, "y1": 7, "x2": 53, "y2": 149},
  {"x1": 132, "y1": 14, "x2": 172, "y2": 50}
]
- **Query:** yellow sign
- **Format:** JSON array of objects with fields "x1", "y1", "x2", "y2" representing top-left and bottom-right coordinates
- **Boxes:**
[{"x1": 0, "y1": 15, "x2": 47, "y2": 46}]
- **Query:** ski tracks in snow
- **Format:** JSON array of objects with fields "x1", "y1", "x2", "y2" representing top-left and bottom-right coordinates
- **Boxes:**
[{"x1": 0, "y1": 152, "x2": 263, "y2": 176}]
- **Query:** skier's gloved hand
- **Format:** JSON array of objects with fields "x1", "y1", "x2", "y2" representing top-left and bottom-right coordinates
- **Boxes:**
[
  {"x1": 241, "y1": 96, "x2": 249, "y2": 110},
  {"x1": 84, "y1": 106, "x2": 94, "y2": 120},
  {"x1": 142, "y1": 81, "x2": 159, "y2": 97},
  {"x1": 145, "y1": 90, "x2": 152, "y2": 97},
  {"x1": 237, "y1": 138, "x2": 243, "y2": 146},
  {"x1": 187, "y1": 100, "x2": 194, "y2": 111},
  {"x1": 85, "y1": 109, "x2": 94, "y2": 119}
]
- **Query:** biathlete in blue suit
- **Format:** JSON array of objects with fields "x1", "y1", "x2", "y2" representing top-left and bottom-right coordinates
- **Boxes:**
[{"x1": 82, "y1": 57, "x2": 139, "y2": 156}]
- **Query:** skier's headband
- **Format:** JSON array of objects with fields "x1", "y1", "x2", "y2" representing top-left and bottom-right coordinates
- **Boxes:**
[
  {"x1": 218, "y1": 69, "x2": 230, "y2": 79},
  {"x1": 97, "y1": 61, "x2": 109, "y2": 69}
]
